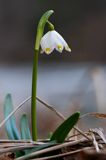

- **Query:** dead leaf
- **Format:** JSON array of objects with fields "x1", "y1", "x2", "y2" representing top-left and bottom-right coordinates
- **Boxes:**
[
  {"x1": 81, "y1": 112, "x2": 106, "y2": 119},
  {"x1": 90, "y1": 113, "x2": 106, "y2": 119}
]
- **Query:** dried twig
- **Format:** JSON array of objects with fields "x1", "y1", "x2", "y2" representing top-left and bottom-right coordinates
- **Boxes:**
[
  {"x1": 36, "y1": 98, "x2": 91, "y2": 140},
  {"x1": 0, "y1": 145, "x2": 35, "y2": 155},
  {"x1": 93, "y1": 128, "x2": 106, "y2": 144},
  {"x1": 0, "y1": 140, "x2": 33, "y2": 143},
  {"x1": 0, "y1": 96, "x2": 90, "y2": 141},
  {"x1": 36, "y1": 97, "x2": 65, "y2": 120},
  {"x1": 32, "y1": 147, "x2": 95, "y2": 160},
  {"x1": 0, "y1": 96, "x2": 31, "y2": 129},
  {"x1": 90, "y1": 129, "x2": 100, "y2": 152},
  {"x1": 0, "y1": 140, "x2": 44, "y2": 147},
  {"x1": 0, "y1": 134, "x2": 105, "y2": 159},
  {"x1": 0, "y1": 96, "x2": 65, "y2": 129},
  {"x1": 15, "y1": 138, "x2": 95, "y2": 160}
]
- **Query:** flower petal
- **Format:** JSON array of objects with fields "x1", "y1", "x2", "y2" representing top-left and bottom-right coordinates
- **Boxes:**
[
  {"x1": 40, "y1": 30, "x2": 71, "y2": 54},
  {"x1": 45, "y1": 47, "x2": 54, "y2": 54},
  {"x1": 49, "y1": 31, "x2": 63, "y2": 52},
  {"x1": 40, "y1": 31, "x2": 55, "y2": 54},
  {"x1": 65, "y1": 45, "x2": 71, "y2": 52},
  {"x1": 56, "y1": 44, "x2": 63, "y2": 53},
  {"x1": 53, "y1": 31, "x2": 71, "y2": 52}
]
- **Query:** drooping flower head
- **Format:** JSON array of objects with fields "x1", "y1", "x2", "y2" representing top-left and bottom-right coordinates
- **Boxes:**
[{"x1": 40, "y1": 30, "x2": 71, "y2": 54}]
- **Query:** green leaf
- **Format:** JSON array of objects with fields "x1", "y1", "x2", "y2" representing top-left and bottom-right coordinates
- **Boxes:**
[
  {"x1": 20, "y1": 114, "x2": 32, "y2": 155},
  {"x1": 4, "y1": 94, "x2": 25, "y2": 157},
  {"x1": 4, "y1": 94, "x2": 21, "y2": 140},
  {"x1": 20, "y1": 114, "x2": 32, "y2": 140},
  {"x1": 48, "y1": 132, "x2": 53, "y2": 139},
  {"x1": 50, "y1": 112, "x2": 80, "y2": 143}
]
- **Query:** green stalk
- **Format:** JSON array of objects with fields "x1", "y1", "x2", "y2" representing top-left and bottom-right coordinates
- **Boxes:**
[{"x1": 31, "y1": 10, "x2": 54, "y2": 141}]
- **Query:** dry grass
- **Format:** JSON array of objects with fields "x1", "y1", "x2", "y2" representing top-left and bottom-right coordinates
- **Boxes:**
[
  {"x1": 0, "y1": 97, "x2": 106, "y2": 159},
  {"x1": 0, "y1": 128, "x2": 105, "y2": 160}
]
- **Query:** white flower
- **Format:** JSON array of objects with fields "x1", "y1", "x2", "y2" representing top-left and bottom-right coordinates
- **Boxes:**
[{"x1": 40, "y1": 30, "x2": 71, "y2": 54}]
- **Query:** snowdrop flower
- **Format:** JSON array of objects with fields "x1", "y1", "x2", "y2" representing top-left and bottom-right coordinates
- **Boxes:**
[{"x1": 40, "y1": 30, "x2": 71, "y2": 54}]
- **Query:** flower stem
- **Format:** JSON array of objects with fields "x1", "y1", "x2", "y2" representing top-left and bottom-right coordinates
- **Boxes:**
[
  {"x1": 47, "y1": 21, "x2": 54, "y2": 30},
  {"x1": 31, "y1": 49, "x2": 38, "y2": 141},
  {"x1": 31, "y1": 10, "x2": 54, "y2": 141}
]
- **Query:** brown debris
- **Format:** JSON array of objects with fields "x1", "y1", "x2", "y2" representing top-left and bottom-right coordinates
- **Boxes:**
[
  {"x1": 78, "y1": 150, "x2": 106, "y2": 160},
  {"x1": 0, "y1": 153, "x2": 15, "y2": 160}
]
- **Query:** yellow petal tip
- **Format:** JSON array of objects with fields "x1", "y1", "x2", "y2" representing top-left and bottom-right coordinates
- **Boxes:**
[{"x1": 45, "y1": 48, "x2": 52, "y2": 54}]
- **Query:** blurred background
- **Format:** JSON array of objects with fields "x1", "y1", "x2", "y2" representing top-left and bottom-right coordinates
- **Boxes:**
[{"x1": 0, "y1": 0, "x2": 106, "y2": 138}]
